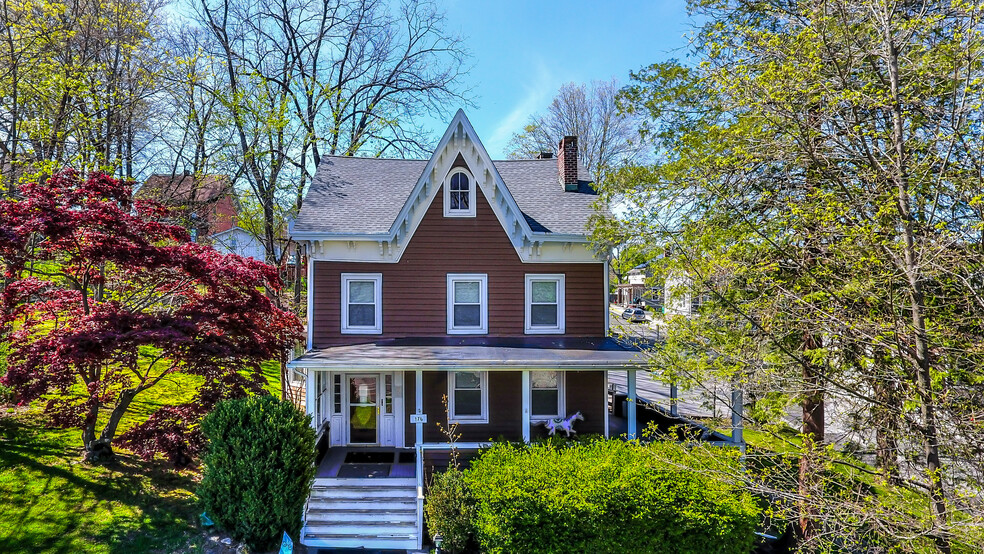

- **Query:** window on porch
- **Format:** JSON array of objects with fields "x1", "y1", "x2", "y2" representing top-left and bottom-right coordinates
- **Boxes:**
[
  {"x1": 449, "y1": 371, "x2": 488, "y2": 423},
  {"x1": 531, "y1": 371, "x2": 565, "y2": 419}
]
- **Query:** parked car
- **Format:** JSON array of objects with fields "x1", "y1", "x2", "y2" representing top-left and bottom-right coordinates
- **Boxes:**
[{"x1": 621, "y1": 307, "x2": 647, "y2": 323}]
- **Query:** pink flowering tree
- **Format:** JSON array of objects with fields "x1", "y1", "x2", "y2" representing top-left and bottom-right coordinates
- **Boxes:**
[{"x1": 0, "y1": 170, "x2": 303, "y2": 464}]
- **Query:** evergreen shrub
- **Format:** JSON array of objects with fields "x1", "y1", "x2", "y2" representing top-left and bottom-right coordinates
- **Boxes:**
[
  {"x1": 461, "y1": 439, "x2": 760, "y2": 554},
  {"x1": 197, "y1": 395, "x2": 315, "y2": 551}
]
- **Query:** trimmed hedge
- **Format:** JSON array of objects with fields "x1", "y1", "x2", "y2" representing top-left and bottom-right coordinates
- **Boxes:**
[
  {"x1": 459, "y1": 440, "x2": 759, "y2": 554},
  {"x1": 197, "y1": 395, "x2": 315, "y2": 551}
]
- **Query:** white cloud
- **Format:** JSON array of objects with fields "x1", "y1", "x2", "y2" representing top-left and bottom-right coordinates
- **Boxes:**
[{"x1": 486, "y1": 59, "x2": 558, "y2": 157}]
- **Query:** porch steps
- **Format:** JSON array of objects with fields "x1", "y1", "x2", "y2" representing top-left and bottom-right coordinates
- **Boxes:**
[{"x1": 302, "y1": 478, "x2": 419, "y2": 550}]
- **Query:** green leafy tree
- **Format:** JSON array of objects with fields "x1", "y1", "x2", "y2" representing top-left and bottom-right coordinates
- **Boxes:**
[
  {"x1": 599, "y1": 1, "x2": 984, "y2": 551},
  {"x1": 0, "y1": 0, "x2": 164, "y2": 188}
]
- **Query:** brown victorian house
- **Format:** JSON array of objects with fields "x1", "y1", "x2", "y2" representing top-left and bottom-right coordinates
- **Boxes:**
[{"x1": 288, "y1": 110, "x2": 648, "y2": 550}]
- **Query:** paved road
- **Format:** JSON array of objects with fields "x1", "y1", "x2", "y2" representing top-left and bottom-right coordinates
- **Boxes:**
[
  {"x1": 608, "y1": 305, "x2": 855, "y2": 445},
  {"x1": 607, "y1": 305, "x2": 729, "y2": 420},
  {"x1": 609, "y1": 305, "x2": 663, "y2": 341}
]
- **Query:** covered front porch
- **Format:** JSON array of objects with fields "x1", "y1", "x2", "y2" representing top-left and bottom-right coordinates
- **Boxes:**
[{"x1": 288, "y1": 336, "x2": 652, "y2": 550}]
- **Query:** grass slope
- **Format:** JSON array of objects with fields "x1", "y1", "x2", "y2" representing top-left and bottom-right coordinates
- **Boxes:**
[{"x1": 0, "y1": 361, "x2": 282, "y2": 554}]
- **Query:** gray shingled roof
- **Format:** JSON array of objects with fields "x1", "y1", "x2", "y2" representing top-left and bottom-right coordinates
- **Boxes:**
[
  {"x1": 288, "y1": 337, "x2": 650, "y2": 370},
  {"x1": 293, "y1": 155, "x2": 600, "y2": 236}
]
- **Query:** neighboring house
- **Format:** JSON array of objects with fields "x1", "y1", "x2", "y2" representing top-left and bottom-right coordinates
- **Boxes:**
[
  {"x1": 138, "y1": 172, "x2": 280, "y2": 263},
  {"x1": 287, "y1": 110, "x2": 649, "y2": 550},
  {"x1": 139, "y1": 173, "x2": 236, "y2": 241},
  {"x1": 615, "y1": 263, "x2": 663, "y2": 309},
  {"x1": 210, "y1": 226, "x2": 275, "y2": 262},
  {"x1": 663, "y1": 273, "x2": 708, "y2": 316}
]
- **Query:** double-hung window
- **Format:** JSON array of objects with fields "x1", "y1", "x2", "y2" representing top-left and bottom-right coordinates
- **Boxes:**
[
  {"x1": 341, "y1": 273, "x2": 382, "y2": 334},
  {"x1": 525, "y1": 274, "x2": 565, "y2": 334},
  {"x1": 447, "y1": 274, "x2": 488, "y2": 334},
  {"x1": 449, "y1": 371, "x2": 488, "y2": 423},
  {"x1": 531, "y1": 371, "x2": 564, "y2": 419}
]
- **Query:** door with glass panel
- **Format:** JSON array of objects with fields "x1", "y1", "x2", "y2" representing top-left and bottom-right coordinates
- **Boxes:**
[{"x1": 347, "y1": 375, "x2": 378, "y2": 444}]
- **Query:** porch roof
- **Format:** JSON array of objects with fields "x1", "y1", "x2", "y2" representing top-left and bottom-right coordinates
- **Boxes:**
[{"x1": 288, "y1": 337, "x2": 653, "y2": 371}]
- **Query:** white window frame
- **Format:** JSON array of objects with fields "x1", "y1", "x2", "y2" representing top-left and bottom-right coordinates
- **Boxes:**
[
  {"x1": 340, "y1": 273, "x2": 383, "y2": 334},
  {"x1": 524, "y1": 274, "x2": 566, "y2": 334},
  {"x1": 448, "y1": 370, "x2": 489, "y2": 424},
  {"x1": 443, "y1": 168, "x2": 476, "y2": 218},
  {"x1": 530, "y1": 370, "x2": 566, "y2": 421},
  {"x1": 447, "y1": 273, "x2": 488, "y2": 334}
]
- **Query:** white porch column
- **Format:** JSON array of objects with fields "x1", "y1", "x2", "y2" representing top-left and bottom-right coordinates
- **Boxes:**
[
  {"x1": 415, "y1": 369, "x2": 424, "y2": 551},
  {"x1": 731, "y1": 385, "x2": 743, "y2": 447},
  {"x1": 627, "y1": 369, "x2": 637, "y2": 440},
  {"x1": 305, "y1": 251, "x2": 314, "y2": 351},
  {"x1": 415, "y1": 369, "x2": 423, "y2": 445},
  {"x1": 522, "y1": 370, "x2": 531, "y2": 442},
  {"x1": 603, "y1": 370, "x2": 610, "y2": 439},
  {"x1": 305, "y1": 368, "x2": 316, "y2": 430}
]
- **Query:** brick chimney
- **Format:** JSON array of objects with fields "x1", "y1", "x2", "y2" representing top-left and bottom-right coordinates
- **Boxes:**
[{"x1": 557, "y1": 136, "x2": 578, "y2": 191}]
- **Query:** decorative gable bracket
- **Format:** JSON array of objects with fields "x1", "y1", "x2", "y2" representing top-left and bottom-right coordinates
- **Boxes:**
[{"x1": 295, "y1": 110, "x2": 597, "y2": 264}]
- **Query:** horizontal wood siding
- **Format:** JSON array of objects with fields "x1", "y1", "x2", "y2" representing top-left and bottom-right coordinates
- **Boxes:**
[
  {"x1": 403, "y1": 370, "x2": 605, "y2": 445},
  {"x1": 566, "y1": 370, "x2": 606, "y2": 435},
  {"x1": 420, "y1": 371, "x2": 522, "y2": 443},
  {"x1": 529, "y1": 370, "x2": 606, "y2": 439},
  {"x1": 312, "y1": 184, "x2": 604, "y2": 347}
]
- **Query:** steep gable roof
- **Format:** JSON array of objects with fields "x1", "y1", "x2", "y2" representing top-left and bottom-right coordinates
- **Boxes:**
[
  {"x1": 138, "y1": 173, "x2": 231, "y2": 205},
  {"x1": 293, "y1": 110, "x2": 600, "y2": 240},
  {"x1": 294, "y1": 157, "x2": 597, "y2": 236}
]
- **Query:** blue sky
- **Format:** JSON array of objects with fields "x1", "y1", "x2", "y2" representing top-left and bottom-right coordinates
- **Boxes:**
[{"x1": 435, "y1": 0, "x2": 695, "y2": 158}]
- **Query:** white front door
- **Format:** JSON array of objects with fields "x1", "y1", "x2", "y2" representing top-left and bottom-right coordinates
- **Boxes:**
[{"x1": 331, "y1": 372, "x2": 402, "y2": 447}]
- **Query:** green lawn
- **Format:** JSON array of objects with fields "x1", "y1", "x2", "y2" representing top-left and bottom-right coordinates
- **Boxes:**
[{"x1": 0, "y1": 361, "x2": 282, "y2": 554}]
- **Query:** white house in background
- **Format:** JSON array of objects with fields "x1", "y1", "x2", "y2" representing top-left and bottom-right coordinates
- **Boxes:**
[
  {"x1": 663, "y1": 273, "x2": 707, "y2": 316},
  {"x1": 210, "y1": 226, "x2": 271, "y2": 262}
]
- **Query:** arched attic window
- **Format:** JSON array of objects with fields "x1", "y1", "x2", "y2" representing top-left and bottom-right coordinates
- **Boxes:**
[{"x1": 444, "y1": 168, "x2": 476, "y2": 217}]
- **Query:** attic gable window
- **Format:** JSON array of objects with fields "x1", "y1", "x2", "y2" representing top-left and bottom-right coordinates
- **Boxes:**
[{"x1": 444, "y1": 168, "x2": 476, "y2": 217}]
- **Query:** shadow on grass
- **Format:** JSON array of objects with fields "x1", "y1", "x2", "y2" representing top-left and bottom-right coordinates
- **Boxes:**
[{"x1": 0, "y1": 413, "x2": 200, "y2": 554}]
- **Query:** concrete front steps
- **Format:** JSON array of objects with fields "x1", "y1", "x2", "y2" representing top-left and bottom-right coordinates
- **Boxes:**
[{"x1": 301, "y1": 478, "x2": 419, "y2": 550}]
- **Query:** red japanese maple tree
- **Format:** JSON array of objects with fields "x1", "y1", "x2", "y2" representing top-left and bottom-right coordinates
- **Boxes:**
[{"x1": 0, "y1": 170, "x2": 303, "y2": 464}]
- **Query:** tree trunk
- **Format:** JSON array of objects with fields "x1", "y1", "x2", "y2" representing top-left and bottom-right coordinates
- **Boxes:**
[
  {"x1": 883, "y1": 14, "x2": 950, "y2": 552},
  {"x1": 872, "y1": 370, "x2": 900, "y2": 481},
  {"x1": 82, "y1": 400, "x2": 109, "y2": 463},
  {"x1": 293, "y1": 248, "x2": 304, "y2": 313},
  {"x1": 83, "y1": 389, "x2": 137, "y2": 463},
  {"x1": 798, "y1": 332, "x2": 824, "y2": 544}
]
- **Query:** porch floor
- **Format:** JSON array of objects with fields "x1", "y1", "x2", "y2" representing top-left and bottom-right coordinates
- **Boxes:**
[{"x1": 315, "y1": 447, "x2": 416, "y2": 479}]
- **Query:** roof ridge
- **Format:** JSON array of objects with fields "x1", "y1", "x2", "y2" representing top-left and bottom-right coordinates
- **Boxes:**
[
  {"x1": 321, "y1": 154, "x2": 428, "y2": 162},
  {"x1": 492, "y1": 158, "x2": 554, "y2": 163}
]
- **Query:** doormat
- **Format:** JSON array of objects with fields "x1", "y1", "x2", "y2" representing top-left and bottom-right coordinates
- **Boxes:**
[
  {"x1": 343, "y1": 452, "x2": 395, "y2": 464},
  {"x1": 337, "y1": 463, "x2": 391, "y2": 478}
]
